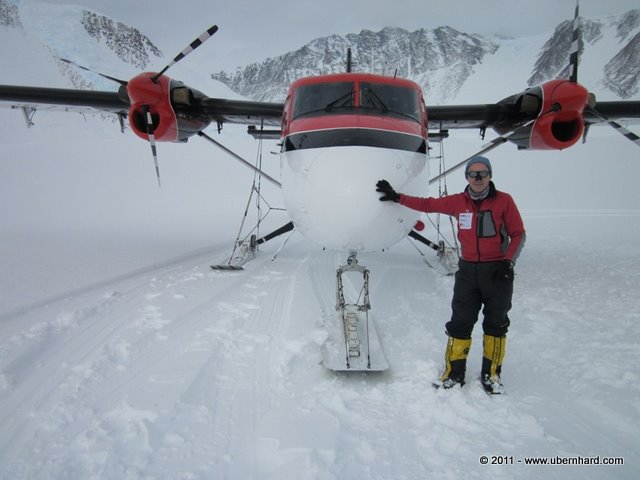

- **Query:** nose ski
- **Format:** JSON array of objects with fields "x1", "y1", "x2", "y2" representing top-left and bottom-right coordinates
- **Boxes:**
[{"x1": 321, "y1": 254, "x2": 389, "y2": 372}]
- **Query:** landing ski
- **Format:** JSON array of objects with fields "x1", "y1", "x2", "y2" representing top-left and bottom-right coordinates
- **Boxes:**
[
  {"x1": 211, "y1": 236, "x2": 257, "y2": 271},
  {"x1": 322, "y1": 306, "x2": 389, "y2": 372}
]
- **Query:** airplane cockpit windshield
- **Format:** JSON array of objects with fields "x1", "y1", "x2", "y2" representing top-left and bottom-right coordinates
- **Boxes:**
[
  {"x1": 360, "y1": 82, "x2": 421, "y2": 122},
  {"x1": 291, "y1": 81, "x2": 422, "y2": 123},
  {"x1": 292, "y1": 82, "x2": 354, "y2": 119}
]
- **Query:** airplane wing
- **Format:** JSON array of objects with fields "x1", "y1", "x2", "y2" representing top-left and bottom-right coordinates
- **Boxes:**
[
  {"x1": 2, "y1": 13, "x2": 638, "y2": 149},
  {"x1": 427, "y1": 101, "x2": 640, "y2": 130},
  {"x1": 0, "y1": 84, "x2": 284, "y2": 127},
  {"x1": 198, "y1": 96, "x2": 283, "y2": 127},
  {"x1": 3, "y1": 84, "x2": 638, "y2": 129},
  {"x1": 0, "y1": 85, "x2": 128, "y2": 114},
  {"x1": 3, "y1": 76, "x2": 639, "y2": 193}
]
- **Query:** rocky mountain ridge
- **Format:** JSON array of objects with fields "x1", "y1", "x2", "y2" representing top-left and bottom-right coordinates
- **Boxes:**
[
  {"x1": 212, "y1": 26, "x2": 499, "y2": 103},
  {"x1": 2, "y1": 1, "x2": 639, "y2": 103},
  {"x1": 212, "y1": 10, "x2": 640, "y2": 102},
  {"x1": 0, "y1": 0, "x2": 20, "y2": 28},
  {"x1": 81, "y1": 11, "x2": 162, "y2": 70},
  {"x1": 531, "y1": 10, "x2": 640, "y2": 98},
  {"x1": 1, "y1": 0, "x2": 163, "y2": 89}
]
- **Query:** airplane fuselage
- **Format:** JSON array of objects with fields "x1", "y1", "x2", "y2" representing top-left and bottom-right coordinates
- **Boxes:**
[{"x1": 279, "y1": 73, "x2": 431, "y2": 253}]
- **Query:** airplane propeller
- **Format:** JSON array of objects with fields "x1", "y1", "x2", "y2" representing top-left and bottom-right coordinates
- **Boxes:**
[
  {"x1": 137, "y1": 24, "x2": 218, "y2": 186},
  {"x1": 61, "y1": 25, "x2": 220, "y2": 187},
  {"x1": 567, "y1": 0, "x2": 640, "y2": 148},
  {"x1": 61, "y1": 24, "x2": 219, "y2": 88},
  {"x1": 59, "y1": 58, "x2": 128, "y2": 86},
  {"x1": 430, "y1": 0, "x2": 638, "y2": 185}
]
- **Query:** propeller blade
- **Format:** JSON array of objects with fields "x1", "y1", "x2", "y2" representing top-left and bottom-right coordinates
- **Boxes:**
[
  {"x1": 59, "y1": 58, "x2": 128, "y2": 86},
  {"x1": 565, "y1": 3, "x2": 638, "y2": 147},
  {"x1": 586, "y1": 106, "x2": 640, "y2": 147},
  {"x1": 151, "y1": 25, "x2": 219, "y2": 83},
  {"x1": 141, "y1": 105, "x2": 162, "y2": 187},
  {"x1": 568, "y1": 0, "x2": 580, "y2": 83}
]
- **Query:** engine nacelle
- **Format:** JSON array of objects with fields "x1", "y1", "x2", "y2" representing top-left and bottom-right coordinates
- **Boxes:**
[
  {"x1": 495, "y1": 79, "x2": 591, "y2": 150},
  {"x1": 126, "y1": 73, "x2": 211, "y2": 143}
]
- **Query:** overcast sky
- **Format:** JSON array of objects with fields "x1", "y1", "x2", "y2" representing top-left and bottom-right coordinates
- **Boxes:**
[{"x1": 40, "y1": 0, "x2": 640, "y2": 70}]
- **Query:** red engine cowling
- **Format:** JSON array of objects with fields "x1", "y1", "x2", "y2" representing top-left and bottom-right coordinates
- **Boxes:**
[
  {"x1": 496, "y1": 79, "x2": 591, "y2": 150},
  {"x1": 126, "y1": 73, "x2": 211, "y2": 143},
  {"x1": 530, "y1": 79, "x2": 589, "y2": 150},
  {"x1": 127, "y1": 73, "x2": 179, "y2": 142}
]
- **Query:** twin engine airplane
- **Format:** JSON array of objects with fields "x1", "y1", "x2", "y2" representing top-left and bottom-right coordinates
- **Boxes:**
[{"x1": 1, "y1": 4, "x2": 639, "y2": 370}]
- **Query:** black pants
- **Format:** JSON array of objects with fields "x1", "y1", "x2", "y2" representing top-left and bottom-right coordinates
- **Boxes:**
[{"x1": 446, "y1": 260, "x2": 513, "y2": 339}]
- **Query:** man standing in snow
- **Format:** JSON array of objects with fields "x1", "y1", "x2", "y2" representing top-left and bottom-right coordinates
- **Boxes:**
[{"x1": 376, "y1": 156, "x2": 525, "y2": 394}]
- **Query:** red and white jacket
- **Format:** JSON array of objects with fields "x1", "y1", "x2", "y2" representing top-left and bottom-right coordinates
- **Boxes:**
[{"x1": 400, "y1": 182, "x2": 526, "y2": 263}]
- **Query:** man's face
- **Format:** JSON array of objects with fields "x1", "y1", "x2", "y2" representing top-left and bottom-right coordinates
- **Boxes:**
[{"x1": 466, "y1": 162, "x2": 491, "y2": 193}]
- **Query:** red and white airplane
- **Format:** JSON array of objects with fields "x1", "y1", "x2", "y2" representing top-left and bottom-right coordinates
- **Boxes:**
[{"x1": 1, "y1": 6, "x2": 639, "y2": 369}]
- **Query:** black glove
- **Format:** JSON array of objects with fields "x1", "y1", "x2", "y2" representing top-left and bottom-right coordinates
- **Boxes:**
[
  {"x1": 376, "y1": 179, "x2": 400, "y2": 202},
  {"x1": 493, "y1": 260, "x2": 514, "y2": 281}
]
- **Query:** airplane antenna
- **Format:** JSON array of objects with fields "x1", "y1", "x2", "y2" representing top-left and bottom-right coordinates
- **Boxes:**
[{"x1": 152, "y1": 25, "x2": 219, "y2": 83}]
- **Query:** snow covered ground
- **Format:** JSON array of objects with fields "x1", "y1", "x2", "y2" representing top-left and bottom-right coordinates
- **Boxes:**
[{"x1": 1, "y1": 117, "x2": 639, "y2": 479}]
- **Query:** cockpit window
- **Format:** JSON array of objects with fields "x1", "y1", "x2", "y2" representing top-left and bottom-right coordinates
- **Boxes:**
[
  {"x1": 290, "y1": 80, "x2": 422, "y2": 123},
  {"x1": 360, "y1": 82, "x2": 421, "y2": 122},
  {"x1": 292, "y1": 82, "x2": 354, "y2": 119}
]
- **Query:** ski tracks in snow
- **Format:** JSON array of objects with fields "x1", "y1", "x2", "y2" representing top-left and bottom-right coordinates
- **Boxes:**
[
  {"x1": 0, "y1": 240, "x2": 330, "y2": 479},
  {"x1": 1, "y1": 228, "x2": 639, "y2": 479}
]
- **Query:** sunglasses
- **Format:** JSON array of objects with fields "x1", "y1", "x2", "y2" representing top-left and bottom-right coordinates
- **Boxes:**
[{"x1": 466, "y1": 170, "x2": 490, "y2": 180}]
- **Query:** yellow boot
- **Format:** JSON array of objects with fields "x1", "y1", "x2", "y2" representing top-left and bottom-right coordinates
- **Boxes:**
[
  {"x1": 481, "y1": 334, "x2": 506, "y2": 394},
  {"x1": 434, "y1": 336, "x2": 471, "y2": 389}
]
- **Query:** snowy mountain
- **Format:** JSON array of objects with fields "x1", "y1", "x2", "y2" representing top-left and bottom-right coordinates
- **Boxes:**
[
  {"x1": 3, "y1": 1, "x2": 639, "y2": 104},
  {"x1": 0, "y1": 0, "x2": 243, "y2": 97},
  {"x1": 1, "y1": 0, "x2": 163, "y2": 90},
  {"x1": 79, "y1": 11, "x2": 162, "y2": 70},
  {"x1": 530, "y1": 10, "x2": 640, "y2": 98},
  {"x1": 602, "y1": 11, "x2": 640, "y2": 98},
  {"x1": 212, "y1": 10, "x2": 640, "y2": 103},
  {"x1": 211, "y1": 26, "x2": 499, "y2": 103}
]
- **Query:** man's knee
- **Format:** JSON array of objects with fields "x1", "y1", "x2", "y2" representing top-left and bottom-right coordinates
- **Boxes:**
[
  {"x1": 445, "y1": 320, "x2": 475, "y2": 339},
  {"x1": 482, "y1": 315, "x2": 510, "y2": 337}
]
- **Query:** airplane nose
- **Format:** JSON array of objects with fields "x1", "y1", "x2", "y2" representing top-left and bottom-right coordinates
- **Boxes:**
[{"x1": 281, "y1": 145, "x2": 428, "y2": 252}]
